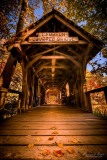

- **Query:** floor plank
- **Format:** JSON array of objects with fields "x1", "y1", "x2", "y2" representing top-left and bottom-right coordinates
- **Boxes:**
[{"x1": 0, "y1": 105, "x2": 107, "y2": 159}]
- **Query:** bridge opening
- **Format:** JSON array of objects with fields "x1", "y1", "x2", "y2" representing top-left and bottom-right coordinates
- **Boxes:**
[{"x1": 45, "y1": 88, "x2": 60, "y2": 105}]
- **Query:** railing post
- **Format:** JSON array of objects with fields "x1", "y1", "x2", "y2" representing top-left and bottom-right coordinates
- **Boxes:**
[
  {"x1": 85, "y1": 92, "x2": 92, "y2": 112},
  {"x1": 104, "y1": 87, "x2": 107, "y2": 103},
  {"x1": 0, "y1": 87, "x2": 8, "y2": 111}
]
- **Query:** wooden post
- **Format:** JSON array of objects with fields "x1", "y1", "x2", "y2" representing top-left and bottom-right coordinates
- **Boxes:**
[
  {"x1": 85, "y1": 92, "x2": 92, "y2": 112},
  {"x1": 37, "y1": 80, "x2": 41, "y2": 106},
  {"x1": 0, "y1": 87, "x2": 8, "y2": 111},
  {"x1": 17, "y1": 93, "x2": 22, "y2": 113},
  {"x1": 77, "y1": 68, "x2": 85, "y2": 109},
  {"x1": 104, "y1": 87, "x2": 107, "y2": 103},
  {"x1": 79, "y1": 43, "x2": 94, "y2": 111},
  {"x1": 20, "y1": 60, "x2": 28, "y2": 112},
  {"x1": 31, "y1": 75, "x2": 35, "y2": 108},
  {"x1": 29, "y1": 73, "x2": 35, "y2": 109}
]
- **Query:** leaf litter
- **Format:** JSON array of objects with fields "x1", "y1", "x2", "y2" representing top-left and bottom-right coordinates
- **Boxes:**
[
  {"x1": 52, "y1": 130, "x2": 58, "y2": 134},
  {"x1": 53, "y1": 150, "x2": 64, "y2": 157},
  {"x1": 28, "y1": 143, "x2": 34, "y2": 148}
]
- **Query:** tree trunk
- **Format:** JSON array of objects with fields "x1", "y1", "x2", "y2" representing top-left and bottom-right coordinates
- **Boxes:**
[{"x1": 16, "y1": 0, "x2": 28, "y2": 33}]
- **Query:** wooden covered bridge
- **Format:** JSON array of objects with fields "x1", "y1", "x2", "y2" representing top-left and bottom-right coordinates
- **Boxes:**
[{"x1": 0, "y1": 9, "x2": 107, "y2": 159}]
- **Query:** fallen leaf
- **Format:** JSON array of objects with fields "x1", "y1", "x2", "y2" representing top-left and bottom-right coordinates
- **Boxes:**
[
  {"x1": 28, "y1": 143, "x2": 34, "y2": 148},
  {"x1": 66, "y1": 147, "x2": 75, "y2": 154},
  {"x1": 50, "y1": 126, "x2": 57, "y2": 130},
  {"x1": 48, "y1": 136, "x2": 54, "y2": 140},
  {"x1": 57, "y1": 142, "x2": 64, "y2": 148},
  {"x1": 36, "y1": 137, "x2": 43, "y2": 142},
  {"x1": 52, "y1": 130, "x2": 58, "y2": 134},
  {"x1": 5, "y1": 153, "x2": 12, "y2": 157},
  {"x1": 53, "y1": 150, "x2": 64, "y2": 157},
  {"x1": 72, "y1": 138, "x2": 79, "y2": 143},
  {"x1": 42, "y1": 149, "x2": 50, "y2": 156}
]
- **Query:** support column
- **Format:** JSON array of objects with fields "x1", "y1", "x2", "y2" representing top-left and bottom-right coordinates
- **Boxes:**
[
  {"x1": 29, "y1": 74, "x2": 35, "y2": 108},
  {"x1": 20, "y1": 61, "x2": 28, "y2": 112},
  {"x1": 17, "y1": 93, "x2": 22, "y2": 113},
  {"x1": 79, "y1": 67, "x2": 86, "y2": 110},
  {"x1": 104, "y1": 87, "x2": 107, "y2": 103},
  {"x1": 84, "y1": 92, "x2": 92, "y2": 112},
  {"x1": 0, "y1": 87, "x2": 8, "y2": 111},
  {"x1": 37, "y1": 80, "x2": 41, "y2": 106}
]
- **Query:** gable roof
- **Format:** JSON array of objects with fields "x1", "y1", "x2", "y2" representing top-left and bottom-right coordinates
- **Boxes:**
[
  {"x1": 6, "y1": 9, "x2": 104, "y2": 48},
  {"x1": 3, "y1": 9, "x2": 105, "y2": 91}
]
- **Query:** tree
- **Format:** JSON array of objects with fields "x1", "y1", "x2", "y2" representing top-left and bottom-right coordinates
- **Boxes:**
[
  {"x1": 0, "y1": 0, "x2": 37, "y2": 38},
  {"x1": 0, "y1": 0, "x2": 20, "y2": 38},
  {"x1": 0, "y1": 0, "x2": 107, "y2": 81}
]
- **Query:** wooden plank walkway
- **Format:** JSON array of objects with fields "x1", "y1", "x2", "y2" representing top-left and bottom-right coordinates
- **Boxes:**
[{"x1": 0, "y1": 105, "x2": 107, "y2": 160}]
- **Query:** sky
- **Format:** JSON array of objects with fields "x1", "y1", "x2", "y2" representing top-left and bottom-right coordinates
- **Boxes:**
[{"x1": 86, "y1": 52, "x2": 106, "y2": 72}]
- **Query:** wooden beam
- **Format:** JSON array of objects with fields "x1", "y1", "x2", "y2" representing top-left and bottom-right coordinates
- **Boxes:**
[
  {"x1": 34, "y1": 62, "x2": 50, "y2": 75},
  {"x1": 43, "y1": 66, "x2": 65, "y2": 69},
  {"x1": 42, "y1": 78, "x2": 65, "y2": 80},
  {"x1": 37, "y1": 70, "x2": 52, "y2": 77},
  {"x1": 55, "y1": 51, "x2": 81, "y2": 68},
  {"x1": 22, "y1": 14, "x2": 53, "y2": 41},
  {"x1": 54, "y1": 14, "x2": 90, "y2": 42},
  {"x1": 51, "y1": 59, "x2": 56, "y2": 78},
  {"x1": 8, "y1": 89, "x2": 22, "y2": 95},
  {"x1": 66, "y1": 46, "x2": 81, "y2": 59},
  {"x1": 83, "y1": 43, "x2": 94, "y2": 69},
  {"x1": 21, "y1": 40, "x2": 88, "y2": 45},
  {"x1": 26, "y1": 46, "x2": 61, "y2": 69},
  {"x1": 59, "y1": 78, "x2": 69, "y2": 89},
  {"x1": 13, "y1": 43, "x2": 28, "y2": 61},
  {"x1": 41, "y1": 55, "x2": 66, "y2": 59}
]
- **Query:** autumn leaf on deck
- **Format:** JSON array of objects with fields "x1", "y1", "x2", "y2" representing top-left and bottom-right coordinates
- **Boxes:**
[
  {"x1": 41, "y1": 149, "x2": 50, "y2": 156},
  {"x1": 53, "y1": 150, "x2": 64, "y2": 157},
  {"x1": 71, "y1": 138, "x2": 79, "y2": 143},
  {"x1": 48, "y1": 136, "x2": 54, "y2": 140},
  {"x1": 52, "y1": 130, "x2": 58, "y2": 134},
  {"x1": 66, "y1": 147, "x2": 75, "y2": 154},
  {"x1": 50, "y1": 126, "x2": 57, "y2": 130},
  {"x1": 28, "y1": 143, "x2": 34, "y2": 148},
  {"x1": 36, "y1": 137, "x2": 43, "y2": 142},
  {"x1": 57, "y1": 142, "x2": 64, "y2": 148}
]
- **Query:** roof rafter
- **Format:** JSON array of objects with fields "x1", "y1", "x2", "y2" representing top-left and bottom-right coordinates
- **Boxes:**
[
  {"x1": 26, "y1": 46, "x2": 61, "y2": 69},
  {"x1": 55, "y1": 51, "x2": 81, "y2": 68}
]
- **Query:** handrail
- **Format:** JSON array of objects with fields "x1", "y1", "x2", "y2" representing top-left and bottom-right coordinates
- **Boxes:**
[{"x1": 86, "y1": 86, "x2": 107, "y2": 94}]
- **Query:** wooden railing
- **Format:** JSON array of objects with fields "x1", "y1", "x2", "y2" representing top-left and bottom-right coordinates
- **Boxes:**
[
  {"x1": 0, "y1": 88, "x2": 22, "y2": 118},
  {"x1": 85, "y1": 86, "x2": 107, "y2": 117}
]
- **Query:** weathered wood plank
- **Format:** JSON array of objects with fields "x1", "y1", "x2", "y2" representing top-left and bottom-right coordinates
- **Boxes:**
[
  {"x1": 0, "y1": 146, "x2": 106, "y2": 159},
  {"x1": 0, "y1": 135, "x2": 107, "y2": 145},
  {"x1": 21, "y1": 40, "x2": 88, "y2": 45},
  {"x1": 0, "y1": 106, "x2": 107, "y2": 159},
  {"x1": 0, "y1": 129, "x2": 107, "y2": 136},
  {"x1": 0, "y1": 124, "x2": 107, "y2": 130}
]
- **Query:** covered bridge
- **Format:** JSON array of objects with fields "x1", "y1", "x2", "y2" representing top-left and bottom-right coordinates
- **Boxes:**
[{"x1": 0, "y1": 9, "x2": 107, "y2": 160}]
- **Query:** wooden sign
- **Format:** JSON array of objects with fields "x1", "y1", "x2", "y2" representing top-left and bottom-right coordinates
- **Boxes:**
[
  {"x1": 29, "y1": 32, "x2": 78, "y2": 43},
  {"x1": 36, "y1": 32, "x2": 69, "y2": 37}
]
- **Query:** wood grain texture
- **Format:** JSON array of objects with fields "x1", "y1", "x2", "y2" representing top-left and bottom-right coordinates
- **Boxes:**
[{"x1": 0, "y1": 106, "x2": 107, "y2": 159}]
